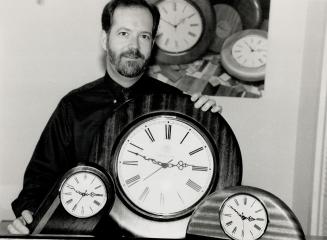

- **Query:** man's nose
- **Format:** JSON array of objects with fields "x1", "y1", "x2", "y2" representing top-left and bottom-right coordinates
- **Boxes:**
[{"x1": 128, "y1": 35, "x2": 140, "y2": 49}]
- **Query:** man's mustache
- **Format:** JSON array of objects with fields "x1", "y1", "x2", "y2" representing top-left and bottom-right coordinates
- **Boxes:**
[{"x1": 120, "y1": 49, "x2": 145, "y2": 60}]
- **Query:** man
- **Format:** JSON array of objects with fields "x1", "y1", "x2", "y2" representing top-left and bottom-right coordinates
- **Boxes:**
[{"x1": 8, "y1": 0, "x2": 220, "y2": 234}]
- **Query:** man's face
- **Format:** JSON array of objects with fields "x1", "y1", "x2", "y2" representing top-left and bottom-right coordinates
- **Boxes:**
[{"x1": 104, "y1": 6, "x2": 154, "y2": 78}]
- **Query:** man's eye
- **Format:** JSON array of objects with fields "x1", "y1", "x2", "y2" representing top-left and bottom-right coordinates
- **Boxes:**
[
  {"x1": 141, "y1": 34, "x2": 151, "y2": 40},
  {"x1": 118, "y1": 32, "x2": 128, "y2": 37}
]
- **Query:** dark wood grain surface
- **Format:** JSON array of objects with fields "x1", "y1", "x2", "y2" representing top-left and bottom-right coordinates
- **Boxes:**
[
  {"x1": 90, "y1": 93, "x2": 242, "y2": 192},
  {"x1": 187, "y1": 186, "x2": 306, "y2": 240}
]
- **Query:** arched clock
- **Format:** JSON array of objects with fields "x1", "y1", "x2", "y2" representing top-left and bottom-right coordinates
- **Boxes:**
[
  {"x1": 148, "y1": 0, "x2": 216, "y2": 64},
  {"x1": 187, "y1": 186, "x2": 305, "y2": 240},
  {"x1": 89, "y1": 93, "x2": 242, "y2": 238},
  {"x1": 28, "y1": 163, "x2": 115, "y2": 235}
]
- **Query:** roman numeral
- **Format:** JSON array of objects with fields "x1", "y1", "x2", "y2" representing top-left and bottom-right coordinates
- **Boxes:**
[
  {"x1": 122, "y1": 160, "x2": 139, "y2": 166},
  {"x1": 244, "y1": 197, "x2": 247, "y2": 205},
  {"x1": 192, "y1": 166, "x2": 208, "y2": 171},
  {"x1": 256, "y1": 218, "x2": 265, "y2": 221},
  {"x1": 188, "y1": 31, "x2": 196, "y2": 37},
  {"x1": 232, "y1": 226, "x2": 237, "y2": 234},
  {"x1": 74, "y1": 177, "x2": 79, "y2": 184},
  {"x1": 65, "y1": 199, "x2": 73, "y2": 205},
  {"x1": 95, "y1": 185, "x2": 102, "y2": 190},
  {"x1": 186, "y1": 179, "x2": 202, "y2": 192},
  {"x1": 180, "y1": 131, "x2": 190, "y2": 144},
  {"x1": 177, "y1": 192, "x2": 184, "y2": 204},
  {"x1": 63, "y1": 192, "x2": 72, "y2": 195},
  {"x1": 145, "y1": 128, "x2": 155, "y2": 142},
  {"x1": 224, "y1": 214, "x2": 232, "y2": 217},
  {"x1": 255, "y1": 209, "x2": 263, "y2": 213},
  {"x1": 234, "y1": 199, "x2": 239, "y2": 206},
  {"x1": 254, "y1": 224, "x2": 261, "y2": 231},
  {"x1": 81, "y1": 206, "x2": 84, "y2": 215},
  {"x1": 165, "y1": 124, "x2": 172, "y2": 140},
  {"x1": 165, "y1": 38, "x2": 170, "y2": 46},
  {"x1": 125, "y1": 174, "x2": 141, "y2": 187},
  {"x1": 93, "y1": 200, "x2": 101, "y2": 206},
  {"x1": 189, "y1": 147, "x2": 204, "y2": 156},
  {"x1": 129, "y1": 142, "x2": 144, "y2": 150},
  {"x1": 139, "y1": 187, "x2": 150, "y2": 202},
  {"x1": 226, "y1": 221, "x2": 233, "y2": 226}
]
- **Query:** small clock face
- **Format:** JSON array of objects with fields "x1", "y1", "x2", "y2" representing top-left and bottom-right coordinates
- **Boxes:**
[
  {"x1": 155, "y1": 0, "x2": 203, "y2": 54},
  {"x1": 59, "y1": 171, "x2": 107, "y2": 218},
  {"x1": 231, "y1": 35, "x2": 268, "y2": 68},
  {"x1": 113, "y1": 114, "x2": 216, "y2": 219},
  {"x1": 220, "y1": 193, "x2": 268, "y2": 240}
]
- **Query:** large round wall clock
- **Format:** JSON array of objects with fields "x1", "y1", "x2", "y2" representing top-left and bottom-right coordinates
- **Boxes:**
[
  {"x1": 28, "y1": 163, "x2": 115, "y2": 235},
  {"x1": 148, "y1": 0, "x2": 216, "y2": 64},
  {"x1": 221, "y1": 29, "x2": 268, "y2": 82},
  {"x1": 90, "y1": 93, "x2": 243, "y2": 238},
  {"x1": 187, "y1": 186, "x2": 305, "y2": 240},
  {"x1": 113, "y1": 113, "x2": 216, "y2": 220}
]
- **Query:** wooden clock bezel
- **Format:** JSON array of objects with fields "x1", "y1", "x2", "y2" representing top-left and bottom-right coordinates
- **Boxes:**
[{"x1": 111, "y1": 111, "x2": 219, "y2": 221}]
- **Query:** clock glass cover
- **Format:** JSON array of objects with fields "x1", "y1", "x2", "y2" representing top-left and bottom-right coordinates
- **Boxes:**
[
  {"x1": 113, "y1": 114, "x2": 216, "y2": 219},
  {"x1": 155, "y1": 0, "x2": 203, "y2": 54},
  {"x1": 220, "y1": 193, "x2": 268, "y2": 240},
  {"x1": 59, "y1": 171, "x2": 107, "y2": 218},
  {"x1": 231, "y1": 34, "x2": 268, "y2": 68}
]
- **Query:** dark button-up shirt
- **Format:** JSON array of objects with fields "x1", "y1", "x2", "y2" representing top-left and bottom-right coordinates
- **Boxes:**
[{"x1": 12, "y1": 72, "x2": 181, "y2": 216}]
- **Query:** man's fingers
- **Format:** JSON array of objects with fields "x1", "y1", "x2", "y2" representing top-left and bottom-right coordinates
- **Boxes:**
[
  {"x1": 201, "y1": 99, "x2": 216, "y2": 112},
  {"x1": 190, "y1": 92, "x2": 201, "y2": 102},
  {"x1": 211, "y1": 104, "x2": 223, "y2": 113},
  {"x1": 7, "y1": 224, "x2": 20, "y2": 234},
  {"x1": 11, "y1": 217, "x2": 29, "y2": 234},
  {"x1": 194, "y1": 95, "x2": 209, "y2": 109},
  {"x1": 22, "y1": 210, "x2": 33, "y2": 224}
]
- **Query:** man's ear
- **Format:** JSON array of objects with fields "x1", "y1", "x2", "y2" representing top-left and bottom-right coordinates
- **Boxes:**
[{"x1": 101, "y1": 30, "x2": 108, "y2": 51}]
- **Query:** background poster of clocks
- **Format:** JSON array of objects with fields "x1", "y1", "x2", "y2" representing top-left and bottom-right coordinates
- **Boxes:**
[{"x1": 147, "y1": 0, "x2": 271, "y2": 98}]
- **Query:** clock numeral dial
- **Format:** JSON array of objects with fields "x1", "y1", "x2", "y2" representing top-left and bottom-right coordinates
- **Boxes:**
[
  {"x1": 220, "y1": 194, "x2": 268, "y2": 240},
  {"x1": 156, "y1": 0, "x2": 203, "y2": 53},
  {"x1": 116, "y1": 115, "x2": 215, "y2": 219},
  {"x1": 60, "y1": 171, "x2": 107, "y2": 218}
]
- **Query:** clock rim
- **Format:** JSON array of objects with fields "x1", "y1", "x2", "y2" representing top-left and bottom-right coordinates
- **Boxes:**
[
  {"x1": 149, "y1": 0, "x2": 216, "y2": 64},
  {"x1": 219, "y1": 192, "x2": 269, "y2": 240},
  {"x1": 58, "y1": 163, "x2": 115, "y2": 219},
  {"x1": 111, "y1": 110, "x2": 219, "y2": 221},
  {"x1": 221, "y1": 29, "x2": 268, "y2": 82}
]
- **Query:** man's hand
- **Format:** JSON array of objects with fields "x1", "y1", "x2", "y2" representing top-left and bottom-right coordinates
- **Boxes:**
[
  {"x1": 191, "y1": 93, "x2": 222, "y2": 113},
  {"x1": 7, "y1": 210, "x2": 33, "y2": 234}
]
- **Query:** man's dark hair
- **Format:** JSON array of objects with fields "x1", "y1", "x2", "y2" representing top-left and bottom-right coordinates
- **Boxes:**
[{"x1": 101, "y1": 0, "x2": 160, "y2": 37}]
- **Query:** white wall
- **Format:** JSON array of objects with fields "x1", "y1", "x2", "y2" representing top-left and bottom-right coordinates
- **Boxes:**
[{"x1": 0, "y1": 0, "x2": 323, "y2": 235}]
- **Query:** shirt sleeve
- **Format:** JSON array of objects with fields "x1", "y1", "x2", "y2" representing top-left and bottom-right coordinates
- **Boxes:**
[{"x1": 11, "y1": 98, "x2": 75, "y2": 217}]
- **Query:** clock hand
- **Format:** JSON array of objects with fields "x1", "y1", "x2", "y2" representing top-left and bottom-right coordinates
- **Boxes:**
[
  {"x1": 143, "y1": 159, "x2": 173, "y2": 181},
  {"x1": 229, "y1": 206, "x2": 245, "y2": 220},
  {"x1": 244, "y1": 41, "x2": 255, "y2": 52},
  {"x1": 176, "y1": 12, "x2": 196, "y2": 27},
  {"x1": 66, "y1": 185, "x2": 84, "y2": 196},
  {"x1": 72, "y1": 190, "x2": 87, "y2": 211},
  {"x1": 160, "y1": 18, "x2": 177, "y2": 28},
  {"x1": 128, "y1": 150, "x2": 168, "y2": 167}
]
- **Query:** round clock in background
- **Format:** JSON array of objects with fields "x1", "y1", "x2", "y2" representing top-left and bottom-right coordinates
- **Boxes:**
[
  {"x1": 90, "y1": 93, "x2": 242, "y2": 238},
  {"x1": 149, "y1": 0, "x2": 216, "y2": 64},
  {"x1": 187, "y1": 185, "x2": 305, "y2": 240},
  {"x1": 28, "y1": 163, "x2": 115, "y2": 235},
  {"x1": 221, "y1": 29, "x2": 268, "y2": 82},
  {"x1": 209, "y1": 4, "x2": 243, "y2": 53}
]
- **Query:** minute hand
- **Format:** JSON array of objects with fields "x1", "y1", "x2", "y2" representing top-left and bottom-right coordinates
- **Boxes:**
[
  {"x1": 127, "y1": 150, "x2": 166, "y2": 167},
  {"x1": 176, "y1": 12, "x2": 196, "y2": 26}
]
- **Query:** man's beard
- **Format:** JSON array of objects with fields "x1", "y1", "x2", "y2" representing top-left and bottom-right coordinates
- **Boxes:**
[{"x1": 108, "y1": 48, "x2": 149, "y2": 78}]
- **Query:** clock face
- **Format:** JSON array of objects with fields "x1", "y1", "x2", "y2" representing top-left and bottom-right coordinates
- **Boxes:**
[
  {"x1": 113, "y1": 114, "x2": 216, "y2": 220},
  {"x1": 59, "y1": 171, "x2": 108, "y2": 218},
  {"x1": 219, "y1": 193, "x2": 269, "y2": 240},
  {"x1": 231, "y1": 34, "x2": 268, "y2": 68},
  {"x1": 155, "y1": 0, "x2": 203, "y2": 54}
]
